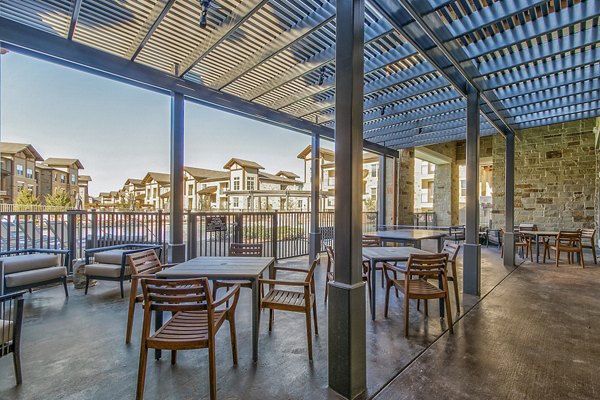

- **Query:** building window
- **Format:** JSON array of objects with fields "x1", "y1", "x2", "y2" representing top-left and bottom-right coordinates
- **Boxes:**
[
  {"x1": 233, "y1": 177, "x2": 240, "y2": 191},
  {"x1": 16, "y1": 164, "x2": 24, "y2": 176},
  {"x1": 187, "y1": 185, "x2": 193, "y2": 196},
  {"x1": 71, "y1": 174, "x2": 76, "y2": 184},
  {"x1": 233, "y1": 197, "x2": 239, "y2": 208},
  {"x1": 60, "y1": 174, "x2": 66, "y2": 184},
  {"x1": 246, "y1": 177, "x2": 255, "y2": 191},
  {"x1": 371, "y1": 187, "x2": 377, "y2": 200},
  {"x1": 460, "y1": 180, "x2": 467, "y2": 197},
  {"x1": 54, "y1": 173, "x2": 58, "y2": 182},
  {"x1": 371, "y1": 164, "x2": 377, "y2": 178},
  {"x1": 153, "y1": 188, "x2": 158, "y2": 197},
  {"x1": 26, "y1": 168, "x2": 33, "y2": 179}
]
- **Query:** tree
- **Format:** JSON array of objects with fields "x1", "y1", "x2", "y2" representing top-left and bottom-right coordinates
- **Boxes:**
[
  {"x1": 45, "y1": 190, "x2": 72, "y2": 207},
  {"x1": 15, "y1": 189, "x2": 40, "y2": 205}
]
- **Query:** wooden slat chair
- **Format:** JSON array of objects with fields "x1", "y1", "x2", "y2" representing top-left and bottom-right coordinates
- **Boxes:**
[
  {"x1": 383, "y1": 253, "x2": 453, "y2": 337},
  {"x1": 581, "y1": 228, "x2": 597, "y2": 264},
  {"x1": 213, "y1": 243, "x2": 263, "y2": 302},
  {"x1": 442, "y1": 241, "x2": 461, "y2": 312},
  {"x1": 362, "y1": 236, "x2": 387, "y2": 288},
  {"x1": 500, "y1": 229, "x2": 533, "y2": 261},
  {"x1": 1, "y1": 291, "x2": 24, "y2": 385},
  {"x1": 324, "y1": 246, "x2": 371, "y2": 305},
  {"x1": 543, "y1": 230, "x2": 585, "y2": 268},
  {"x1": 125, "y1": 249, "x2": 176, "y2": 344},
  {"x1": 136, "y1": 278, "x2": 240, "y2": 400},
  {"x1": 259, "y1": 258, "x2": 319, "y2": 360}
]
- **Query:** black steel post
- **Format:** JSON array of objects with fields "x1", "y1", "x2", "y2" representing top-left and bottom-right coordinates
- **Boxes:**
[
  {"x1": 328, "y1": 0, "x2": 367, "y2": 397},
  {"x1": 309, "y1": 131, "x2": 322, "y2": 263},
  {"x1": 463, "y1": 85, "x2": 481, "y2": 296},
  {"x1": 169, "y1": 92, "x2": 185, "y2": 263},
  {"x1": 378, "y1": 155, "x2": 386, "y2": 228},
  {"x1": 504, "y1": 132, "x2": 516, "y2": 266}
]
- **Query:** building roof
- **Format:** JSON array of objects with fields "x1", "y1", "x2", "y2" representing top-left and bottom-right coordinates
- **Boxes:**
[
  {"x1": 0, "y1": 142, "x2": 44, "y2": 161},
  {"x1": 141, "y1": 172, "x2": 171, "y2": 185},
  {"x1": 43, "y1": 157, "x2": 84, "y2": 169},
  {"x1": 198, "y1": 186, "x2": 218, "y2": 195},
  {"x1": 79, "y1": 175, "x2": 92, "y2": 182},
  {"x1": 297, "y1": 145, "x2": 335, "y2": 162},
  {"x1": 276, "y1": 171, "x2": 300, "y2": 179},
  {"x1": 223, "y1": 158, "x2": 264, "y2": 170},
  {"x1": 124, "y1": 178, "x2": 143, "y2": 186},
  {"x1": 259, "y1": 172, "x2": 300, "y2": 184},
  {"x1": 184, "y1": 166, "x2": 229, "y2": 180}
]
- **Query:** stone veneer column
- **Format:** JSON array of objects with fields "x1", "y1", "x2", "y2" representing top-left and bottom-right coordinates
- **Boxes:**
[{"x1": 396, "y1": 148, "x2": 415, "y2": 225}]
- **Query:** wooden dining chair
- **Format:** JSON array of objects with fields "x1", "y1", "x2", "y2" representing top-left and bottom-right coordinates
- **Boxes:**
[
  {"x1": 500, "y1": 229, "x2": 533, "y2": 261},
  {"x1": 543, "y1": 230, "x2": 585, "y2": 268},
  {"x1": 581, "y1": 228, "x2": 597, "y2": 264},
  {"x1": 213, "y1": 243, "x2": 263, "y2": 301},
  {"x1": 442, "y1": 241, "x2": 461, "y2": 312},
  {"x1": 125, "y1": 249, "x2": 176, "y2": 344},
  {"x1": 1, "y1": 291, "x2": 24, "y2": 385},
  {"x1": 383, "y1": 253, "x2": 453, "y2": 337},
  {"x1": 362, "y1": 236, "x2": 387, "y2": 288},
  {"x1": 324, "y1": 247, "x2": 371, "y2": 305},
  {"x1": 136, "y1": 278, "x2": 240, "y2": 400},
  {"x1": 259, "y1": 257, "x2": 319, "y2": 360}
]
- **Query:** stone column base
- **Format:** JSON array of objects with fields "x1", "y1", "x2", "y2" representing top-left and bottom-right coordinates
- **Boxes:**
[
  {"x1": 503, "y1": 232, "x2": 516, "y2": 267},
  {"x1": 168, "y1": 243, "x2": 186, "y2": 263},
  {"x1": 463, "y1": 243, "x2": 481, "y2": 296}
]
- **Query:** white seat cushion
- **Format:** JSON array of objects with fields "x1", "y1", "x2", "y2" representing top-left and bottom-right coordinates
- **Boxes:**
[
  {"x1": 93, "y1": 250, "x2": 128, "y2": 265},
  {"x1": 0, "y1": 254, "x2": 60, "y2": 274},
  {"x1": 4, "y1": 266, "x2": 67, "y2": 288},
  {"x1": 85, "y1": 263, "x2": 130, "y2": 278}
]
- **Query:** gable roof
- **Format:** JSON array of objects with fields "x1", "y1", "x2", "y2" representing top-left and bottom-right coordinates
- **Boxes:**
[
  {"x1": 0, "y1": 142, "x2": 44, "y2": 161},
  {"x1": 124, "y1": 178, "x2": 144, "y2": 187},
  {"x1": 141, "y1": 172, "x2": 171, "y2": 185},
  {"x1": 43, "y1": 157, "x2": 84, "y2": 169},
  {"x1": 259, "y1": 172, "x2": 300, "y2": 184},
  {"x1": 276, "y1": 170, "x2": 300, "y2": 179},
  {"x1": 79, "y1": 175, "x2": 92, "y2": 182},
  {"x1": 297, "y1": 145, "x2": 335, "y2": 162},
  {"x1": 184, "y1": 166, "x2": 229, "y2": 180},
  {"x1": 223, "y1": 158, "x2": 264, "y2": 170}
]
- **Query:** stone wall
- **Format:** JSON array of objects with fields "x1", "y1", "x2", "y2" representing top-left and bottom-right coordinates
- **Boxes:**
[
  {"x1": 427, "y1": 142, "x2": 459, "y2": 226},
  {"x1": 396, "y1": 148, "x2": 415, "y2": 225},
  {"x1": 456, "y1": 135, "x2": 493, "y2": 163},
  {"x1": 385, "y1": 157, "x2": 395, "y2": 225},
  {"x1": 492, "y1": 118, "x2": 598, "y2": 230}
]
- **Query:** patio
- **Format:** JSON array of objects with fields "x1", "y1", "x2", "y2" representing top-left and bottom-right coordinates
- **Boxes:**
[{"x1": 0, "y1": 243, "x2": 504, "y2": 400}]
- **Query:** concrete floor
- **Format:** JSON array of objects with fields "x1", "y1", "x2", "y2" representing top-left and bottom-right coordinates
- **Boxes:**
[{"x1": 1, "y1": 242, "x2": 594, "y2": 399}]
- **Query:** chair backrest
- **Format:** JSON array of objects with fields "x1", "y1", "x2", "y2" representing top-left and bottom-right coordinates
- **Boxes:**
[
  {"x1": 305, "y1": 257, "x2": 320, "y2": 283},
  {"x1": 325, "y1": 246, "x2": 335, "y2": 274},
  {"x1": 141, "y1": 278, "x2": 211, "y2": 313},
  {"x1": 557, "y1": 230, "x2": 582, "y2": 246},
  {"x1": 1, "y1": 292, "x2": 24, "y2": 353},
  {"x1": 442, "y1": 241, "x2": 460, "y2": 262},
  {"x1": 127, "y1": 249, "x2": 162, "y2": 276},
  {"x1": 362, "y1": 236, "x2": 382, "y2": 247},
  {"x1": 406, "y1": 253, "x2": 448, "y2": 278},
  {"x1": 582, "y1": 228, "x2": 596, "y2": 239},
  {"x1": 229, "y1": 243, "x2": 263, "y2": 257}
]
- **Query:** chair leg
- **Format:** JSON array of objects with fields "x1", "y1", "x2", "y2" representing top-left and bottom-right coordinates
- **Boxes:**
[
  {"x1": 305, "y1": 307, "x2": 313, "y2": 361},
  {"x1": 404, "y1": 295, "x2": 410, "y2": 337},
  {"x1": 555, "y1": 249, "x2": 560, "y2": 268},
  {"x1": 324, "y1": 278, "x2": 329, "y2": 304},
  {"x1": 592, "y1": 243, "x2": 597, "y2": 264},
  {"x1": 120, "y1": 279, "x2": 125, "y2": 299},
  {"x1": 580, "y1": 249, "x2": 585, "y2": 268},
  {"x1": 171, "y1": 350, "x2": 177, "y2": 365},
  {"x1": 126, "y1": 279, "x2": 138, "y2": 344},
  {"x1": 384, "y1": 281, "x2": 392, "y2": 318},
  {"x1": 229, "y1": 317, "x2": 238, "y2": 365},
  {"x1": 85, "y1": 276, "x2": 90, "y2": 295},
  {"x1": 63, "y1": 276, "x2": 69, "y2": 297},
  {"x1": 312, "y1": 299, "x2": 319, "y2": 335},
  {"x1": 424, "y1": 299, "x2": 429, "y2": 317},
  {"x1": 13, "y1": 347, "x2": 22, "y2": 385},
  {"x1": 208, "y1": 341, "x2": 217, "y2": 400},
  {"x1": 268, "y1": 309, "x2": 274, "y2": 332},
  {"x1": 136, "y1": 345, "x2": 148, "y2": 400},
  {"x1": 393, "y1": 271, "x2": 399, "y2": 297},
  {"x1": 445, "y1": 293, "x2": 454, "y2": 334}
]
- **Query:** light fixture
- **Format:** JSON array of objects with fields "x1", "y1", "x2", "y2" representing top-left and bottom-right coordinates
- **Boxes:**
[
  {"x1": 318, "y1": 66, "x2": 326, "y2": 85},
  {"x1": 380, "y1": 105, "x2": 387, "y2": 116},
  {"x1": 200, "y1": 0, "x2": 211, "y2": 28}
]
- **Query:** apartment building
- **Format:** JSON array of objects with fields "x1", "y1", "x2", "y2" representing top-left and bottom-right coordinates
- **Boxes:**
[
  {"x1": 142, "y1": 172, "x2": 171, "y2": 210},
  {"x1": 121, "y1": 178, "x2": 145, "y2": 209},
  {"x1": 78, "y1": 175, "x2": 92, "y2": 207},
  {"x1": 37, "y1": 158, "x2": 84, "y2": 205},
  {"x1": 0, "y1": 142, "x2": 43, "y2": 203},
  {"x1": 183, "y1": 167, "x2": 229, "y2": 211}
]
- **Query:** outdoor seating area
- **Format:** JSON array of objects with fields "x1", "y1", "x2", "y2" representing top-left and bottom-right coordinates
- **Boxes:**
[{"x1": 1, "y1": 0, "x2": 600, "y2": 398}]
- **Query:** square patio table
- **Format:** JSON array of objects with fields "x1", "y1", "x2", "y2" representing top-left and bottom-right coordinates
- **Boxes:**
[
  {"x1": 362, "y1": 246, "x2": 438, "y2": 320},
  {"x1": 520, "y1": 230, "x2": 558, "y2": 263},
  {"x1": 364, "y1": 229, "x2": 447, "y2": 252},
  {"x1": 156, "y1": 256, "x2": 275, "y2": 362}
]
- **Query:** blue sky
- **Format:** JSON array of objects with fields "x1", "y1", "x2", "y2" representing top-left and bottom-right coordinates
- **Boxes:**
[{"x1": 1, "y1": 51, "x2": 327, "y2": 196}]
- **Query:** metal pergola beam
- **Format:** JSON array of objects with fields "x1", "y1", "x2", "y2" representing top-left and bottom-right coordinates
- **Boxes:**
[
  {"x1": 0, "y1": 17, "x2": 397, "y2": 158},
  {"x1": 128, "y1": 0, "x2": 177, "y2": 61},
  {"x1": 67, "y1": 0, "x2": 83, "y2": 40},
  {"x1": 367, "y1": 118, "x2": 493, "y2": 143},
  {"x1": 382, "y1": 126, "x2": 496, "y2": 148}
]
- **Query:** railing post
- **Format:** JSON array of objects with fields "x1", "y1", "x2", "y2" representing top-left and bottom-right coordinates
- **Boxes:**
[
  {"x1": 90, "y1": 208, "x2": 98, "y2": 249},
  {"x1": 235, "y1": 213, "x2": 243, "y2": 243},
  {"x1": 157, "y1": 209, "x2": 163, "y2": 245},
  {"x1": 67, "y1": 210, "x2": 77, "y2": 273},
  {"x1": 187, "y1": 210, "x2": 198, "y2": 259},
  {"x1": 272, "y1": 211, "x2": 278, "y2": 259}
]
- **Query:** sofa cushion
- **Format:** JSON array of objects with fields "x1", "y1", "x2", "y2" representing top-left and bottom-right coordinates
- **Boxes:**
[
  {"x1": 85, "y1": 263, "x2": 130, "y2": 278},
  {"x1": 4, "y1": 266, "x2": 67, "y2": 288},
  {"x1": 0, "y1": 254, "x2": 60, "y2": 274},
  {"x1": 93, "y1": 250, "x2": 128, "y2": 265},
  {"x1": 0, "y1": 319, "x2": 14, "y2": 345}
]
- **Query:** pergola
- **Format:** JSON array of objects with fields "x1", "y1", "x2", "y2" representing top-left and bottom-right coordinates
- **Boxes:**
[{"x1": 1, "y1": 0, "x2": 598, "y2": 398}]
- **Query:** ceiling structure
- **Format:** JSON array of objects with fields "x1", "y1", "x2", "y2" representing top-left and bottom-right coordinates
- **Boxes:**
[{"x1": 0, "y1": 0, "x2": 598, "y2": 150}]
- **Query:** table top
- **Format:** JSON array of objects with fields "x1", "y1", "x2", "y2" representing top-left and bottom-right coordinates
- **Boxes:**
[
  {"x1": 364, "y1": 229, "x2": 447, "y2": 241},
  {"x1": 156, "y1": 256, "x2": 275, "y2": 279},
  {"x1": 520, "y1": 230, "x2": 558, "y2": 236},
  {"x1": 362, "y1": 246, "x2": 433, "y2": 262}
]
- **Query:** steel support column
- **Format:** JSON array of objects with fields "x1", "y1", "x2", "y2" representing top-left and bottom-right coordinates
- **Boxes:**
[
  {"x1": 309, "y1": 131, "x2": 322, "y2": 264},
  {"x1": 169, "y1": 92, "x2": 185, "y2": 263},
  {"x1": 463, "y1": 85, "x2": 481, "y2": 296},
  {"x1": 378, "y1": 155, "x2": 387, "y2": 228},
  {"x1": 503, "y1": 132, "x2": 516, "y2": 267},
  {"x1": 328, "y1": 0, "x2": 367, "y2": 398}
]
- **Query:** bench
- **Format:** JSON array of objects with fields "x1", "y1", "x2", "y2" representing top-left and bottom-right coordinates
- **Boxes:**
[
  {"x1": 84, "y1": 244, "x2": 162, "y2": 298},
  {"x1": 0, "y1": 249, "x2": 70, "y2": 297}
]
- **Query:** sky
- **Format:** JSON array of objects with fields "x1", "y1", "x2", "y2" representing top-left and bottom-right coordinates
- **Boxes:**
[{"x1": 0, "y1": 51, "x2": 331, "y2": 196}]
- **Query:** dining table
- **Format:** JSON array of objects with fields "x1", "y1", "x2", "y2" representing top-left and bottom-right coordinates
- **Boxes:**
[
  {"x1": 519, "y1": 230, "x2": 558, "y2": 263},
  {"x1": 362, "y1": 246, "x2": 437, "y2": 320},
  {"x1": 156, "y1": 256, "x2": 275, "y2": 362},
  {"x1": 363, "y1": 229, "x2": 447, "y2": 252}
]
